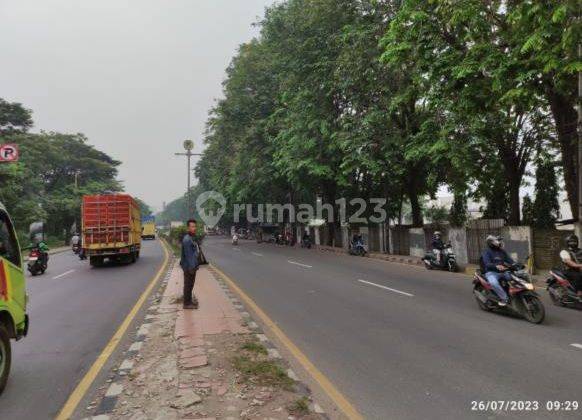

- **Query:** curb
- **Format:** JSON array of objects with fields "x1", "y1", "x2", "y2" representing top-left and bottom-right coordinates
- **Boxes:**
[{"x1": 208, "y1": 265, "x2": 330, "y2": 419}]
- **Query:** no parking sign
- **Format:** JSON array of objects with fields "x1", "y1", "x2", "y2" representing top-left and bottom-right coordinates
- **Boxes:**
[{"x1": 0, "y1": 144, "x2": 19, "y2": 162}]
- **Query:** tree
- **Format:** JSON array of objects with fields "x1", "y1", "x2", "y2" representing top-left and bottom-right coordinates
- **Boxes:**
[
  {"x1": 521, "y1": 195, "x2": 535, "y2": 227},
  {"x1": 382, "y1": 0, "x2": 555, "y2": 225},
  {"x1": 135, "y1": 198, "x2": 153, "y2": 218},
  {"x1": 0, "y1": 132, "x2": 121, "y2": 236},
  {"x1": 508, "y1": 1, "x2": 580, "y2": 219},
  {"x1": 0, "y1": 98, "x2": 33, "y2": 135},
  {"x1": 532, "y1": 157, "x2": 561, "y2": 228},
  {"x1": 449, "y1": 192, "x2": 468, "y2": 227}
]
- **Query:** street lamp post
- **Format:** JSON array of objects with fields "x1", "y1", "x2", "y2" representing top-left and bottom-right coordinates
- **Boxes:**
[{"x1": 175, "y1": 140, "x2": 202, "y2": 218}]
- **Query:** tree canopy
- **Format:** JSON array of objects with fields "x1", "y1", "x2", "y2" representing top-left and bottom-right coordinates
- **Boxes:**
[
  {"x1": 191, "y1": 0, "x2": 578, "y2": 230},
  {"x1": 0, "y1": 98, "x2": 124, "y2": 239}
]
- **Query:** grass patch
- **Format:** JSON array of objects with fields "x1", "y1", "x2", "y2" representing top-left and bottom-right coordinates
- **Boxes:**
[
  {"x1": 287, "y1": 396, "x2": 310, "y2": 416},
  {"x1": 232, "y1": 355, "x2": 294, "y2": 389},
  {"x1": 241, "y1": 340, "x2": 268, "y2": 355}
]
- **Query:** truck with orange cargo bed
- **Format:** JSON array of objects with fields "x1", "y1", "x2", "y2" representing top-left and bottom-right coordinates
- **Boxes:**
[{"x1": 82, "y1": 194, "x2": 141, "y2": 267}]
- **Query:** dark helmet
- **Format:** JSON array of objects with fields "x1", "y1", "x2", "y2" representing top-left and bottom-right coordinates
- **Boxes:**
[
  {"x1": 486, "y1": 234, "x2": 503, "y2": 249},
  {"x1": 565, "y1": 234, "x2": 579, "y2": 250}
]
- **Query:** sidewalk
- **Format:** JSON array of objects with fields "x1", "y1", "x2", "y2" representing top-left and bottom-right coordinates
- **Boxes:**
[{"x1": 85, "y1": 263, "x2": 325, "y2": 419}]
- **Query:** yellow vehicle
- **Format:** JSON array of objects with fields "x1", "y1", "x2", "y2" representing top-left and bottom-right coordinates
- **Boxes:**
[
  {"x1": 0, "y1": 202, "x2": 29, "y2": 394},
  {"x1": 141, "y1": 217, "x2": 156, "y2": 240}
]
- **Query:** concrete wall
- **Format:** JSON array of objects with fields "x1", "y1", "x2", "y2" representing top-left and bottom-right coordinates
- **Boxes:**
[
  {"x1": 501, "y1": 226, "x2": 532, "y2": 263},
  {"x1": 409, "y1": 228, "x2": 425, "y2": 258},
  {"x1": 448, "y1": 228, "x2": 468, "y2": 265}
]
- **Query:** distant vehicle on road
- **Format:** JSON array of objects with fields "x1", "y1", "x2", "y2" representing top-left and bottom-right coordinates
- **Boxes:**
[
  {"x1": 423, "y1": 242, "x2": 458, "y2": 272},
  {"x1": 349, "y1": 235, "x2": 367, "y2": 257},
  {"x1": 141, "y1": 216, "x2": 156, "y2": 240},
  {"x1": 0, "y1": 202, "x2": 29, "y2": 394},
  {"x1": 26, "y1": 246, "x2": 48, "y2": 276},
  {"x1": 82, "y1": 194, "x2": 142, "y2": 267}
]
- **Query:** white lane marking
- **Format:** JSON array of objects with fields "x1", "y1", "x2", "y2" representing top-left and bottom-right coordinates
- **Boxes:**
[
  {"x1": 571, "y1": 344, "x2": 582, "y2": 350},
  {"x1": 288, "y1": 260, "x2": 312, "y2": 268},
  {"x1": 232, "y1": 247, "x2": 241, "y2": 251},
  {"x1": 52, "y1": 269, "x2": 75, "y2": 280},
  {"x1": 357, "y1": 279, "x2": 414, "y2": 297},
  {"x1": 252, "y1": 252, "x2": 264, "y2": 257}
]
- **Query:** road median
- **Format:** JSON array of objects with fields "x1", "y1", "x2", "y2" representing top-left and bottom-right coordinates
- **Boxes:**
[{"x1": 84, "y1": 262, "x2": 328, "y2": 419}]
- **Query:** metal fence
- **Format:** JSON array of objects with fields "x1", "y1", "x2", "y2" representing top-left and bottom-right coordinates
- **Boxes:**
[
  {"x1": 391, "y1": 226, "x2": 410, "y2": 256},
  {"x1": 466, "y1": 219, "x2": 505, "y2": 264}
]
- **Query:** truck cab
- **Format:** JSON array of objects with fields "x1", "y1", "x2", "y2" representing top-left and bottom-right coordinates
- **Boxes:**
[{"x1": 0, "y1": 202, "x2": 28, "y2": 394}]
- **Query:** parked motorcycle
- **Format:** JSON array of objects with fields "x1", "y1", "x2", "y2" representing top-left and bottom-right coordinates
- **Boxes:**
[
  {"x1": 472, "y1": 263, "x2": 545, "y2": 324},
  {"x1": 423, "y1": 242, "x2": 458, "y2": 272},
  {"x1": 349, "y1": 241, "x2": 367, "y2": 257},
  {"x1": 546, "y1": 269, "x2": 582, "y2": 309},
  {"x1": 27, "y1": 247, "x2": 48, "y2": 276}
]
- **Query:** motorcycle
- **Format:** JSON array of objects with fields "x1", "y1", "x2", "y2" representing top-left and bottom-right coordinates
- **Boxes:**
[
  {"x1": 27, "y1": 247, "x2": 48, "y2": 276},
  {"x1": 301, "y1": 237, "x2": 312, "y2": 249},
  {"x1": 423, "y1": 242, "x2": 458, "y2": 272},
  {"x1": 72, "y1": 243, "x2": 81, "y2": 255},
  {"x1": 546, "y1": 269, "x2": 582, "y2": 309},
  {"x1": 472, "y1": 263, "x2": 545, "y2": 324},
  {"x1": 232, "y1": 234, "x2": 239, "y2": 246},
  {"x1": 349, "y1": 241, "x2": 367, "y2": 257}
]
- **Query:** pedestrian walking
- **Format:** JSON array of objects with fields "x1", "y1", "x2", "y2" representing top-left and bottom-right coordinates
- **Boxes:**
[{"x1": 180, "y1": 219, "x2": 200, "y2": 309}]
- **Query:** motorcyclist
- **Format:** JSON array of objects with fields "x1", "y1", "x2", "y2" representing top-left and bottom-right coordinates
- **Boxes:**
[
  {"x1": 558, "y1": 234, "x2": 582, "y2": 301},
  {"x1": 71, "y1": 233, "x2": 80, "y2": 246},
  {"x1": 481, "y1": 235, "x2": 514, "y2": 306},
  {"x1": 432, "y1": 231, "x2": 445, "y2": 265},
  {"x1": 24, "y1": 239, "x2": 50, "y2": 266}
]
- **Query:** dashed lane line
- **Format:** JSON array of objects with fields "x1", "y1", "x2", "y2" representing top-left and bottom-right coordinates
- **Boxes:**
[
  {"x1": 52, "y1": 269, "x2": 75, "y2": 280},
  {"x1": 358, "y1": 279, "x2": 414, "y2": 297},
  {"x1": 287, "y1": 260, "x2": 313, "y2": 268}
]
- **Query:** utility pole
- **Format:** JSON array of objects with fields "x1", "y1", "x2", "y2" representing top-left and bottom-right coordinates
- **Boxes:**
[{"x1": 175, "y1": 140, "x2": 202, "y2": 218}]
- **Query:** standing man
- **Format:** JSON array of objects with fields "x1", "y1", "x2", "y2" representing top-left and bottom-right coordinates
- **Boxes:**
[{"x1": 180, "y1": 219, "x2": 199, "y2": 309}]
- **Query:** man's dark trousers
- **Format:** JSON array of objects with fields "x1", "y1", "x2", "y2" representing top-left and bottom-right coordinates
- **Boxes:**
[{"x1": 183, "y1": 267, "x2": 198, "y2": 304}]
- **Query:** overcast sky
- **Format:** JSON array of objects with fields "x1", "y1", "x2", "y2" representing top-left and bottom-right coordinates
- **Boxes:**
[{"x1": 0, "y1": 0, "x2": 276, "y2": 211}]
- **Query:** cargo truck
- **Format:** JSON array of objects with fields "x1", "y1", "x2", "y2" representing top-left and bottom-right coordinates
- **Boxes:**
[
  {"x1": 82, "y1": 194, "x2": 141, "y2": 267},
  {"x1": 141, "y1": 216, "x2": 156, "y2": 240}
]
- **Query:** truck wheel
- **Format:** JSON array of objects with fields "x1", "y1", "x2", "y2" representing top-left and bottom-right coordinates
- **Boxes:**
[{"x1": 0, "y1": 323, "x2": 12, "y2": 395}]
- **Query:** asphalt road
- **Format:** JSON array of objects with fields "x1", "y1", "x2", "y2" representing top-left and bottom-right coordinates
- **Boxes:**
[
  {"x1": 0, "y1": 240, "x2": 164, "y2": 420},
  {"x1": 204, "y1": 237, "x2": 582, "y2": 419}
]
